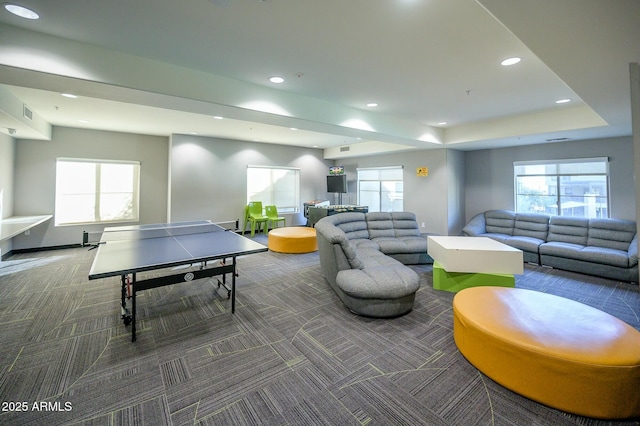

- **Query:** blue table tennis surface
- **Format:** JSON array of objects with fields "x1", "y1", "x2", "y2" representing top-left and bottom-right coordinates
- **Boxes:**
[{"x1": 88, "y1": 220, "x2": 268, "y2": 279}]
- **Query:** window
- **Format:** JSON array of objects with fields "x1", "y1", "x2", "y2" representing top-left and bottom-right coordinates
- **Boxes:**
[
  {"x1": 247, "y1": 166, "x2": 300, "y2": 213},
  {"x1": 55, "y1": 158, "x2": 140, "y2": 225},
  {"x1": 514, "y1": 158, "x2": 609, "y2": 218},
  {"x1": 357, "y1": 166, "x2": 403, "y2": 212}
]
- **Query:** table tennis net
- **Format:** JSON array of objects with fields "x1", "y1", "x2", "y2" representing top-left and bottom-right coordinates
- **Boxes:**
[{"x1": 101, "y1": 221, "x2": 226, "y2": 241}]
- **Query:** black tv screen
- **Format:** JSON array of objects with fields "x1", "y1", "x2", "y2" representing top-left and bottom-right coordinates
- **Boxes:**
[{"x1": 327, "y1": 175, "x2": 347, "y2": 193}]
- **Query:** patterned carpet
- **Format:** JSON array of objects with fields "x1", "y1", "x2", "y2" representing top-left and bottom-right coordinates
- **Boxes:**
[{"x1": 0, "y1": 234, "x2": 639, "y2": 425}]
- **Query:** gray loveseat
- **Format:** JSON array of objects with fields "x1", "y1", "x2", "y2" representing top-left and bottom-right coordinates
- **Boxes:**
[
  {"x1": 315, "y1": 211, "x2": 432, "y2": 318},
  {"x1": 462, "y1": 210, "x2": 638, "y2": 282}
]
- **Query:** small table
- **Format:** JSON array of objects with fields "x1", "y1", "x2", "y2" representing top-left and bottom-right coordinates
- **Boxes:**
[
  {"x1": 427, "y1": 236, "x2": 523, "y2": 292},
  {"x1": 0, "y1": 215, "x2": 52, "y2": 242}
]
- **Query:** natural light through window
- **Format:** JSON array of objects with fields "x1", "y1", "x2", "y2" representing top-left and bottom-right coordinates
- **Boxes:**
[
  {"x1": 55, "y1": 158, "x2": 140, "y2": 225},
  {"x1": 247, "y1": 166, "x2": 300, "y2": 213},
  {"x1": 514, "y1": 158, "x2": 609, "y2": 218},
  {"x1": 357, "y1": 166, "x2": 403, "y2": 212}
]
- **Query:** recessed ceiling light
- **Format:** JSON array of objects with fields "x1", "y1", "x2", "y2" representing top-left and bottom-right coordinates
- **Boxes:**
[
  {"x1": 290, "y1": 127, "x2": 298, "y2": 131},
  {"x1": 437, "y1": 121, "x2": 447, "y2": 126},
  {"x1": 4, "y1": 3, "x2": 39, "y2": 19},
  {"x1": 61, "y1": 93, "x2": 77, "y2": 99},
  {"x1": 269, "y1": 76, "x2": 284, "y2": 84},
  {"x1": 78, "y1": 119, "x2": 89, "y2": 123},
  {"x1": 555, "y1": 98, "x2": 571, "y2": 104},
  {"x1": 366, "y1": 102, "x2": 378, "y2": 107},
  {"x1": 213, "y1": 116, "x2": 223, "y2": 119},
  {"x1": 501, "y1": 57, "x2": 521, "y2": 66}
]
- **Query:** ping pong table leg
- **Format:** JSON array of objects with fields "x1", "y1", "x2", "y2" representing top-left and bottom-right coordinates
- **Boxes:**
[
  {"x1": 231, "y1": 256, "x2": 237, "y2": 313},
  {"x1": 131, "y1": 273, "x2": 137, "y2": 342},
  {"x1": 120, "y1": 275, "x2": 132, "y2": 326}
]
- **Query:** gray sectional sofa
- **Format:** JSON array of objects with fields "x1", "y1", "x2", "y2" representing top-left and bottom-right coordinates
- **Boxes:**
[
  {"x1": 315, "y1": 211, "x2": 432, "y2": 318},
  {"x1": 462, "y1": 210, "x2": 638, "y2": 282}
]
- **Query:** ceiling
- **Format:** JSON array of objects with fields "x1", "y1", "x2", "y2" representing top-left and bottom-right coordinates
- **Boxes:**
[{"x1": 0, "y1": 0, "x2": 638, "y2": 157}]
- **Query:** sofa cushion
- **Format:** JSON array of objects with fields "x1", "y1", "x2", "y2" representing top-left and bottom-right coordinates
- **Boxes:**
[
  {"x1": 349, "y1": 238, "x2": 380, "y2": 250},
  {"x1": 588, "y1": 218, "x2": 636, "y2": 251},
  {"x1": 513, "y1": 213, "x2": 550, "y2": 240},
  {"x1": 336, "y1": 265, "x2": 419, "y2": 300},
  {"x1": 391, "y1": 212, "x2": 422, "y2": 237},
  {"x1": 325, "y1": 212, "x2": 370, "y2": 240},
  {"x1": 479, "y1": 233, "x2": 511, "y2": 245},
  {"x1": 366, "y1": 212, "x2": 395, "y2": 239},
  {"x1": 506, "y1": 235, "x2": 545, "y2": 253},
  {"x1": 539, "y1": 241, "x2": 586, "y2": 260},
  {"x1": 485, "y1": 210, "x2": 516, "y2": 236},
  {"x1": 578, "y1": 246, "x2": 632, "y2": 268},
  {"x1": 546, "y1": 216, "x2": 589, "y2": 245},
  {"x1": 372, "y1": 236, "x2": 428, "y2": 255}
]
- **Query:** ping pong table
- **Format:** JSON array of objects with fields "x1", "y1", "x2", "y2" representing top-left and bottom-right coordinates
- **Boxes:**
[{"x1": 88, "y1": 220, "x2": 268, "y2": 341}]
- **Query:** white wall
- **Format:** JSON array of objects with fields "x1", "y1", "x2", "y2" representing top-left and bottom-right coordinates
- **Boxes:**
[
  {"x1": 12, "y1": 127, "x2": 169, "y2": 249},
  {"x1": 169, "y1": 134, "x2": 333, "y2": 226},
  {"x1": 464, "y1": 136, "x2": 635, "y2": 221},
  {"x1": 0, "y1": 132, "x2": 15, "y2": 257}
]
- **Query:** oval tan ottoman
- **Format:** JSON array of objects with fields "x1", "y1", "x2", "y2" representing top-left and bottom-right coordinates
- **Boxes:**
[
  {"x1": 268, "y1": 227, "x2": 317, "y2": 253},
  {"x1": 453, "y1": 286, "x2": 640, "y2": 419}
]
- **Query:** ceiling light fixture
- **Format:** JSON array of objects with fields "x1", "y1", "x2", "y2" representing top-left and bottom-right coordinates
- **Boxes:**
[
  {"x1": 555, "y1": 98, "x2": 571, "y2": 104},
  {"x1": 4, "y1": 3, "x2": 39, "y2": 19},
  {"x1": 501, "y1": 57, "x2": 521, "y2": 66},
  {"x1": 61, "y1": 93, "x2": 77, "y2": 98},
  {"x1": 366, "y1": 102, "x2": 378, "y2": 107},
  {"x1": 213, "y1": 116, "x2": 223, "y2": 119},
  {"x1": 437, "y1": 121, "x2": 447, "y2": 126},
  {"x1": 290, "y1": 127, "x2": 298, "y2": 131},
  {"x1": 269, "y1": 76, "x2": 284, "y2": 84}
]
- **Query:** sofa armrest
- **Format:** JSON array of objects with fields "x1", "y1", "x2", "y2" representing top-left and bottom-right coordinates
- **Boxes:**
[
  {"x1": 316, "y1": 220, "x2": 363, "y2": 269},
  {"x1": 628, "y1": 234, "x2": 638, "y2": 267},
  {"x1": 462, "y1": 213, "x2": 486, "y2": 236}
]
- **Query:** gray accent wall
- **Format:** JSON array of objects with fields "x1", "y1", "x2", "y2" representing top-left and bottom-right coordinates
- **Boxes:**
[
  {"x1": 338, "y1": 148, "x2": 464, "y2": 236},
  {"x1": 12, "y1": 127, "x2": 169, "y2": 249},
  {"x1": 0, "y1": 132, "x2": 15, "y2": 257},
  {"x1": 5, "y1": 128, "x2": 636, "y2": 252},
  {"x1": 464, "y1": 136, "x2": 635, "y2": 221},
  {"x1": 169, "y1": 134, "x2": 333, "y2": 227}
]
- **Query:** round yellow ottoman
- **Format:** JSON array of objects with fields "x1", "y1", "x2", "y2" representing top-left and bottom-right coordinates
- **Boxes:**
[
  {"x1": 453, "y1": 286, "x2": 640, "y2": 419},
  {"x1": 268, "y1": 227, "x2": 317, "y2": 253}
]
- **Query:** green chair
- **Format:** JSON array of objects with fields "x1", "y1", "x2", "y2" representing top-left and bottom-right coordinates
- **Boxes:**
[
  {"x1": 247, "y1": 201, "x2": 268, "y2": 236},
  {"x1": 265, "y1": 205, "x2": 286, "y2": 230}
]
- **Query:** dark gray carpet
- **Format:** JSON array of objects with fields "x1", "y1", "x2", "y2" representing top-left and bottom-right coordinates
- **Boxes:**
[{"x1": 1, "y1": 235, "x2": 639, "y2": 425}]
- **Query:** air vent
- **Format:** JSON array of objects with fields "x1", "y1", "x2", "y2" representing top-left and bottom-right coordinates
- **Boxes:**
[
  {"x1": 23, "y1": 104, "x2": 33, "y2": 120},
  {"x1": 340, "y1": 146, "x2": 350, "y2": 152}
]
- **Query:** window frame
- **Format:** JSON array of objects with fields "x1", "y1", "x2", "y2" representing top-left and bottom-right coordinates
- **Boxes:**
[
  {"x1": 513, "y1": 157, "x2": 610, "y2": 218},
  {"x1": 54, "y1": 158, "x2": 140, "y2": 226},
  {"x1": 246, "y1": 165, "x2": 300, "y2": 214},
  {"x1": 356, "y1": 166, "x2": 404, "y2": 212}
]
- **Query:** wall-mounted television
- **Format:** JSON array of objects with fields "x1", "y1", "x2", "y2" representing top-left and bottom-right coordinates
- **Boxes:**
[{"x1": 327, "y1": 175, "x2": 347, "y2": 193}]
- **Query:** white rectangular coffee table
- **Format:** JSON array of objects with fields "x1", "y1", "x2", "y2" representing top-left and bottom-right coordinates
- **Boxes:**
[
  {"x1": 427, "y1": 236, "x2": 523, "y2": 292},
  {"x1": 428, "y1": 236, "x2": 523, "y2": 274}
]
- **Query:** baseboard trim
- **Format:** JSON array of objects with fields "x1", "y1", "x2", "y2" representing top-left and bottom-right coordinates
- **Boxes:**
[{"x1": 10, "y1": 244, "x2": 82, "y2": 255}]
